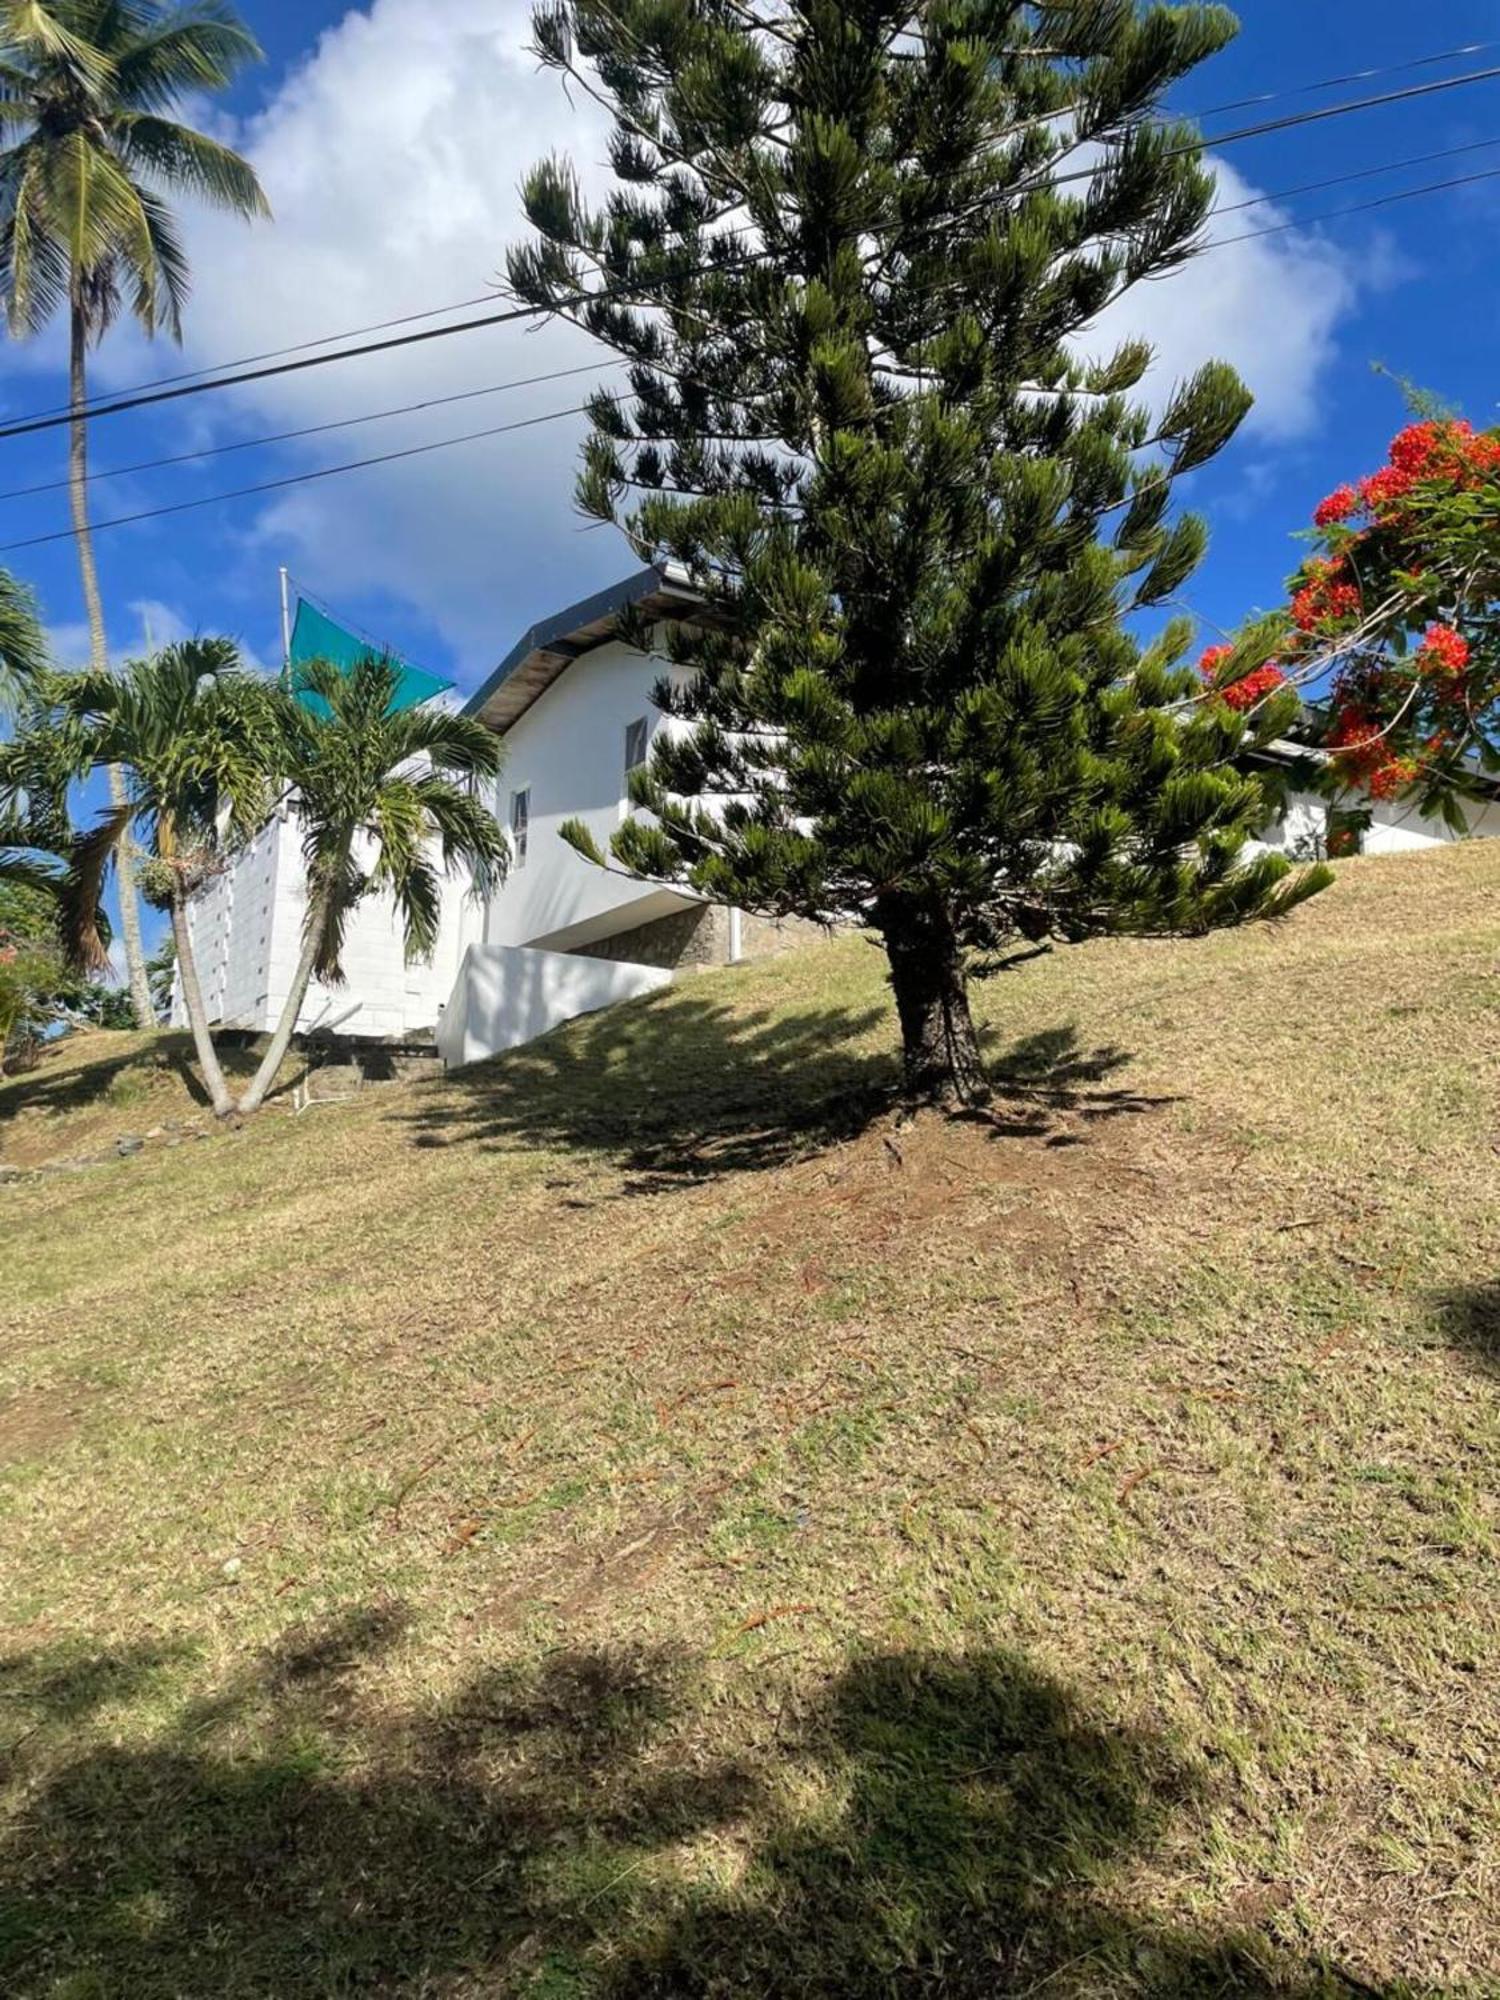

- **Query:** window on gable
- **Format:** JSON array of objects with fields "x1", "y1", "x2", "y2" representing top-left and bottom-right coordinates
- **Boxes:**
[
  {"x1": 509, "y1": 787, "x2": 530, "y2": 868},
  {"x1": 624, "y1": 716, "x2": 650, "y2": 786}
]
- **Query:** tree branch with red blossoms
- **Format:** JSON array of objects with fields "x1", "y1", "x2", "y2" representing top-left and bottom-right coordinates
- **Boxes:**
[{"x1": 1202, "y1": 416, "x2": 1500, "y2": 831}]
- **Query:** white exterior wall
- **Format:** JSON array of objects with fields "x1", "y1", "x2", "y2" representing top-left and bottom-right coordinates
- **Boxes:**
[
  {"x1": 483, "y1": 637, "x2": 703, "y2": 953},
  {"x1": 175, "y1": 812, "x2": 283, "y2": 1032},
  {"x1": 174, "y1": 809, "x2": 484, "y2": 1039},
  {"x1": 1256, "y1": 789, "x2": 1500, "y2": 859},
  {"x1": 436, "y1": 943, "x2": 672, "y2": 1068}
]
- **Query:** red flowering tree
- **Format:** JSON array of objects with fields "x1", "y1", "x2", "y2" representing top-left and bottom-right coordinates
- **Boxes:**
[{"x1": 1207, "y1": 417, "x2": 1500, "y2": 845}]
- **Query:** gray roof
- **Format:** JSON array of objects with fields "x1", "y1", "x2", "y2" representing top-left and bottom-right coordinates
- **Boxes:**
[{"x1": 464, "y1": 565, "x2": 702, "y2": 733}]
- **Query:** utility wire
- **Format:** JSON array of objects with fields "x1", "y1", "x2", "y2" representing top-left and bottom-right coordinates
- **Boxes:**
[
  {"x1": 7, "y1": 32, "x2": 1483, "y2": 432},
  {"x1": 0, "y1": 290, "x2": 514, "y2": 430},
  {"x1": 1187, "y1": 38, "x2": 1498, "y2": 120},
  {"x1": 6, "y1": 58, "x2": 1500, "y2": 446},
  {"x1": 1211, "y1": 160, "x2": 1500, "y2": 247},
  {"x1": 1212, "y1": 132, "x2": 1500, "y2": 217},
  {"x1": 0, "y1": 404, "x2": 591, "y2": 554},
  {"x1": 12, "y1": 127, "x2": 1479, "y2": 510},
  {"x1": 0, "y1": 358, "x2": 622, "y2": 503},
  {"x1": 6, "y1": 136, "x2": 1497, "y2": 555}
]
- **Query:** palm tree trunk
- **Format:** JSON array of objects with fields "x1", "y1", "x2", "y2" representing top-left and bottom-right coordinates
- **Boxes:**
[
  {"x1": 236, "y1": 877, "x2": 336, "y2": 1116},
  {"x1": 69, "y1": 296, "x2": 153, "y2": 1029},
  {"x1": 168, "y1": 887, "x2": 235, "y2": 1119}
]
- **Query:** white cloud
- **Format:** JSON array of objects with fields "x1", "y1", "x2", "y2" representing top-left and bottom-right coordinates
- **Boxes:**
[
  {"x1": 128, "y1": 0, "x2": 621, "y2": 685},
  {"x1": 46, "y1": 596, "x2": 269, "y2": 674},
  {"x1": 98, "y1": 12, "x2": 1378, "y2": 682},
  {"x1": 1084, "y1": 158, "x2": 1369, "y2": 441}
]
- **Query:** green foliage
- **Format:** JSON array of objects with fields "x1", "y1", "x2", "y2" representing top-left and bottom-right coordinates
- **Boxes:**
[
  {"x1": 0, "y1": 0, "x2": 269, "y2": 344},
  {"x1": 510, "y1": 0, "x2": 1328, "y2": 1097},
  {"x1": 277, "y1": 655, "x2": 509, "y2": 982},
  {"x1": 0, "y1": 566, "x2": 47, "y2": 716},
  {"x1": 28, "y1": 636, "x2": 281, "y2": 970},
  {"x1": 0, "y1": 872, "x2": 133, "y2": 1060}
]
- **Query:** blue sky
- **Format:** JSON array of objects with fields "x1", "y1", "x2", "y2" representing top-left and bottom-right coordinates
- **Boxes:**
[{"x1": 4, "y1": 1, "x2": 1499, "y2": 784}]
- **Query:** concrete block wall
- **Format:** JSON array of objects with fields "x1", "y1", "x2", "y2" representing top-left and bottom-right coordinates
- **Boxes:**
[
  {"x1": 577, "y1": 900, "x2": 828, "y2": 971},
  {"x1": 176, "y1": 810, "x2": 483, "y2": 1039}
]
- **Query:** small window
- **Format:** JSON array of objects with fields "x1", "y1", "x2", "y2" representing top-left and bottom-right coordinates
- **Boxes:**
[
  {"x1": 624, "y1": 716, "x2": 650, "y2": 784},
  {"x1": 509, "y1": 787, "x2": 530, "y2": 868}
]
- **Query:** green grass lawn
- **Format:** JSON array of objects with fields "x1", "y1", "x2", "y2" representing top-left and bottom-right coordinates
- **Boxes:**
[{"x1": 2, "y1": 842, "x2": 1497, "y2": 1997}]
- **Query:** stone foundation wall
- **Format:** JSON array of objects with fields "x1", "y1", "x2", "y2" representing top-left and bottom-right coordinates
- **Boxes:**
[{"x1": 576, "y1": 903, "x2": 827, "y2": 972}]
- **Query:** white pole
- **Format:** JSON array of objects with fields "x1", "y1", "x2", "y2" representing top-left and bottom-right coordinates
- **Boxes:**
[
  {"x1": 279, "y1": 565, "x2": 293, "y2": 675},
  {"x1": 728, "y1": 905, "x2": 743, "y2": 964}
]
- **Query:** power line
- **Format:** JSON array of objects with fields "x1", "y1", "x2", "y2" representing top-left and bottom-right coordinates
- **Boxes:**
[
  {"x1": 6, "y1": 59, "x2": 1500, "y2": 447},
  {"x1": 1048, "y1": 61, "x2": 1500, "y2": 191},
  {"x1": 1212, "y1": 132, "x2": 1500, "y2": 218},
  {"x1": 1187, "y1": 38, "x2": 1498, "y2": 120},
  {"x1": 4, "y1": 142, "x2": 1492, "y2": 554},
  {"x1": 1211, "y1": 161, "x2": 1500, "y2": 248},
  {"x1": 0, "y1": 295, "x2": 567, "y2": 444},
  {"x1": 0, "y1": 403, "x2": 590, "y2": 554},
  {"x1": 1, "y1": 291, "x2": 514, "y2": 431},
  {"x1": 5, "y1": 37, "x2": 1482, "y2": 435},
  {"x1": 0, "y1": 358, "x2": 621, "y2": 503}
]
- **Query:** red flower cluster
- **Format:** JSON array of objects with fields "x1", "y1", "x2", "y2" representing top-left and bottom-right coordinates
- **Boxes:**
[
  {"x1": 1312, "y1": 484, "x2": 1358, "y2": 528},
  {"x1": 1305, "y1": 422, "x2": 1500, "y2": 536},
  {"x1": 1290, "y1": 557, "x2": 1361, "y2": 634},
  {"x1": 1326, "y1": 709, "x2": 1418, "y2": 801},
  {"x1": 1222, "y1": 664, "x2": 1287, "y2": 712},
  {"x1": 1198, "y1": 645, "x2": 1288, "y2": 712},
  {"x1": 1415, "y1": 622, "x2": 1470, "y2": 676},
  {"x1": 1355, "y1": 421, "x2": 1500, "y2": 520}
]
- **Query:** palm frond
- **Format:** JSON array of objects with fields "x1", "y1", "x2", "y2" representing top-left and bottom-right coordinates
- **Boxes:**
[
  {"x1": 112, "y1": 6, "x2": 263, "y2": 111},
  {"x1": 0, "y1": 3, "x2": 114, "y2": 88},
  {"x1": 0, "y1": 143, "x2": 69, "y2": 332},
  {"x1": 115, "y1": 113, "x2": 268, "y2": 220},
  {"x1": 388, "y1": 854, "x2": 442, "y2": 966},
  {"x1": 306, "y1": 840, "x2": 364, "y2": 986},
  {"x1": 381, "y1": 701, "x2": 508, "y2": 780},
  {"x1": 0, "y1": 815, "x2": 64, "y2": 897},
  {"x1": 0, "y1": 566, "x2": 46, "y2": 715},
  {"x1": 42, "y1": 128, "x2": 150, "y2": 283},
  {"x1": 131, "y1": 181, "x2": 189, "y2": 337},
  {"x1": 56, "y1": 801, "x2": 130, "y2": 973}
]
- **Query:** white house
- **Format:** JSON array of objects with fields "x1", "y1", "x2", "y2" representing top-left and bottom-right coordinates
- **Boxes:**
[
  {"x1": 176, "y1": 564, "x2": 1500, "y2": 1067},
  {"x1": 175, "y1": 567, "x2": 804, "y2": 1064}
]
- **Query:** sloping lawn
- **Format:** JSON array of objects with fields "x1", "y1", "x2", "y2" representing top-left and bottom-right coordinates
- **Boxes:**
[{"x1": 2, "y1": 843, "x2": 1496, "y2": 1997}]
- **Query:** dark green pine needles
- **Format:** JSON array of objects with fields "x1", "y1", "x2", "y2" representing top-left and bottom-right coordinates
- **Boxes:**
[{"x1": 509, "y1": 0, "x2": 1331, "y2": 1104}]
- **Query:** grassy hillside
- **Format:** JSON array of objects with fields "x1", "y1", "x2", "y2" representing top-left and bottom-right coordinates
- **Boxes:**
[{"x1": 2, "y1": 844, "x2": 1497, "y2": 1997}]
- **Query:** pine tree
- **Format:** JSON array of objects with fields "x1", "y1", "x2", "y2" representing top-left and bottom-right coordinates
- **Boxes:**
[{"x1": 510, "y1": 0, "x2": 1331, "y2": 1105}]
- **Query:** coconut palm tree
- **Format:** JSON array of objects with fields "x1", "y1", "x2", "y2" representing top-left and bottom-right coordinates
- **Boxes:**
[
  {"x1": 235, "y1": 656, "x2": 508, "y2": 1116},
  {"x1": 0, "y1": 0, "x2": 270, "y2": 1024},
  {"x1": 44, "y1": 636, "x2": 279, "y2": 1116}
]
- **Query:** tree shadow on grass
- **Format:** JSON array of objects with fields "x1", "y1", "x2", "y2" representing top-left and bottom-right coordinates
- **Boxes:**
[
  {"x1": 0, "y1": 1033, "x2": 291, "y2": 1137},
  {"x1": 395, "y1": 985, "x2": 1164, "y2": 1194},
  {"x1": 1427, "y1": 1280, "x2": 1500, "y2": 1377},
  {"x1": 0, "y1": 1611, "x2": 1384, "y2": 1998}
]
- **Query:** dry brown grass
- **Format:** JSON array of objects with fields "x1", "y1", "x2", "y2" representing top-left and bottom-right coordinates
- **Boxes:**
[{"x1": 1, "y1": 842, "x2": 1497, "y2": 1996}]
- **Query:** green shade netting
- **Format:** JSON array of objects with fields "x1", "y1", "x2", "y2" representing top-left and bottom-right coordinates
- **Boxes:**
[{"x1": 288, "y1": 597, "x2": 452, "y2": 714}]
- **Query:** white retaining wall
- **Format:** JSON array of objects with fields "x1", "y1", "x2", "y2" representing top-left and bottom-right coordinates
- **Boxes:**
[
  {"x1": 435, "y1": 942, "x2": 672, "y2": 1069},
  {"x1": 1257, "y1": 789, "x2": 1500, "y2": 859}
]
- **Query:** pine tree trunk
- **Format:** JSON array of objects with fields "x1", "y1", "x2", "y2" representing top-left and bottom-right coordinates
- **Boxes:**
[
  {"x1": 69, "y1": 298, "x2": 153, "y2": 1030},
  {"x1": 878, "y1": 894, "x2": 989, "y2": 1107},
  {"x1": 169, "y1": 888, "x2": 235, "y2": 1119},
  {"x1": 236, "y1": 880, "x2": 333, "y2": 1116}
]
